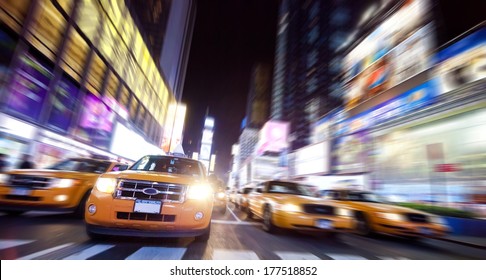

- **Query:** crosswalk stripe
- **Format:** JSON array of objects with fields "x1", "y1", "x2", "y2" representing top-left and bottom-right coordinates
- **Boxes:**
[
  {"x1": 17, "y1": 243, "x2": 75, "y2": 260},
  {"x1": 0, "y1": 239, "x2": 35, "y2": 250},
  {"x1": 63, "y1": 244, "x2": 115, "y2": 260},
  {"x1": 211, "y1": 220, "x2": 261, "y2": 226},
  {"x1": 212, "y1": 249, "x2": 259, "y2": 260},
  {"x1": 125, "y1": 247, "x2": 187, "y2": 260},
  {"x1": 377, "y1": 256, "x2": 409, "y2": 260},
  {"x1": 326, "y1": 253, "x2": 367, "y2": 260},
  {"x1": 276, "y1": 251, "x2": 321, "y2": 260}
]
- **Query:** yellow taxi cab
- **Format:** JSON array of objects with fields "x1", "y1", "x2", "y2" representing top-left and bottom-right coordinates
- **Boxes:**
[
  {"x1": 320, "y1": 189, "x2": 450, "y2": 238},
  {"x1": 0, "y1": 157, "x2": 127, "y2": 217},
  {"x1": 85, "y1": 155, "x2": 214, "y2": 241},
  {"x1": 247, "y1": 180, "x2": 355, "y2": 234},
  {"x1": 235, "y1": 185, "x2": 254, "y2": 210}
]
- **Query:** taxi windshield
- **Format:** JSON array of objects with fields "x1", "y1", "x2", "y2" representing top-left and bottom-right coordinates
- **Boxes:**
[
  {"x1": 48, "y1": 159, "x2": 111, "y2": 174},
  {"x1": 347, "y1": 192, "x2": 388, "y2": 203},
  {"x1": 130, "y1": 156, "x2": 204, "y2": 178},
  {"x1": 268, "y1": 182, "x2": 315, "y2": 197}
]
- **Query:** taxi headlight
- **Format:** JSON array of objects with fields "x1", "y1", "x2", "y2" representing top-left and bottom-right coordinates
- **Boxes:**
[
  {"x1": 336, "y1": 208, "x2": 352, "y2": 217},
  {"x1": 281, "y1": 204, "x2": 301, "y2": 212},
  {"x1": 430, "y1": 216, "x2": 447, "y2": 225},
  {"x1": 95, "y1": 178, "x2": 117, "y2": 194},
  {"x1": 51, "y1": 178, "x2": 76, "y2": 188},
  {"x1": 376, "y1": 212, "x2": 405, "y2": 222},
  {"x1": 0, "y1": 174, "x2": 9, "y2": 184},
  {"x1": 216, "y1": 192, "x2": 226, "y2": 199},
  {"x1": 187, "y1": 184, "x2": 213, "y2": 200}
]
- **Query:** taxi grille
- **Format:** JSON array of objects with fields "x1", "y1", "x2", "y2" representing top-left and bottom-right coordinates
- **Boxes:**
[
  {"x1": 8, "y1": 175, "x2": 51, "y2": 189},
  {"x1": 303, "y1": 204, "x2": 334, "y2": 215},
  {"x1": 116, "y1": 212, "x2": 176, "y2": 222},
  {"x1": 406, "y1": 213, "x2": 429, "y2": 223},
  {"x1": 115, "y1": 180, "x2": 186, "y2": 202},
  {"x1": 4, "y1": 195, "x2": 41, "y2": 201}
]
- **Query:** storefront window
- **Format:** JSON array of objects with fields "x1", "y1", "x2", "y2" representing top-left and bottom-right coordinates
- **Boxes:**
[
  {"x1": 105, "y1": 70, "x2": 118, "y2": 99},
  {"x1": 86, "y1": 52, "x2": 105, "y2": 93},
  {"x1": 77, "y1": 0, "x2": 102, "y2": 43},
  {"x1": 0, "y1": 26, "x2": 17, "y2": 91},
  {"x1": 129, "y1": 96, "x2": 139, "y2": 122}
]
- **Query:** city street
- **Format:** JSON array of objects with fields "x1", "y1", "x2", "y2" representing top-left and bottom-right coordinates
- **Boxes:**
[{"x1": 1, "y1": 204, "x2": 485, "y2": 260}]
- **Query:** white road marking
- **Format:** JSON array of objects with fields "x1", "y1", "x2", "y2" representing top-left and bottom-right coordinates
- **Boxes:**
[
  {"x1": 63, "y1": 244, "x2": 115, "y2": 260},
  {"x1": 0, "y1": 239, "x2": 35, "y2": 250},
  {"x1": 125, "y1": 247, "x2": 187, "y2": 260},
  {"x1": 326, "y1": 253, "x2": 367, "y2": 260},
  {"x1": 377, "y1": 256, "x2": 409, "y2": 260},
  {"x1": 18, "y1": 243, "x2": 75, "y2": 260},
  {"x1": 212, "y1": 249, "x2": 259, "y2": 260},
  {"x1": 211, "y1": 220, "x2": 261, "y2": 226},
  {"x1": 276, "y1": 251, "x2": 321, "y2": 260},
  {"x1": 227, "y1": 206, "x2": 242, "y2": 222}
]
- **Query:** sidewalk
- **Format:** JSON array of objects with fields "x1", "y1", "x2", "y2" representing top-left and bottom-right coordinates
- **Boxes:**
[{"x1": 436, "y1": 235, "x2": 486, "y2": 250}]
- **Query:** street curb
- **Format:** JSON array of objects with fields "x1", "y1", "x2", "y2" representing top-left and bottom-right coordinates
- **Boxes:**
[{"x1": 433, "y1": 237, "x2": 486, "y2": 250}]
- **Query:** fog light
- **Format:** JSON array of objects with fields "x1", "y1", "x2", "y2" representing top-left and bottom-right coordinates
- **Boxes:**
[
  {"x1": 88, "y1": 204, "x2": 97, "y2": 214},
  {"x1": 194, "y1": 211, "x2": 203, "y2": 220},
  {"x1": 54, "y1": 195, "x2": 68, "y2": 202}
]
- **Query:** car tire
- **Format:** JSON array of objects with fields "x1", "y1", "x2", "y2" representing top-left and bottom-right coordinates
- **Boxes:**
[
  {"x1": 262, "y1": 205, "x2": 277, "y2": 234},
  {"x1": 220, "y1": 205, "x2": 227, "y2": 214},
  {"x1": 247, "y1": 207, "x2": 254, "y2": 219},
  {"x1": 235, "y1": 203, "x2": 240, "y2": 210},
  {"x1": 74, "y1": 190, "x2": 91, "y2": 219},
  {"x1": 355, "y1": 211, "x2": 372, "y2": 236},
  {"x1": 195, "y1": 223, "x2": 211, "y2": 242},
  {"x1": 86, "y1": 230, "x2": 105, "y2": 241}
]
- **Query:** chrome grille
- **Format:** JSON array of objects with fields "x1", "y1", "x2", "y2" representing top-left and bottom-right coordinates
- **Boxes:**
[
  {"x1": 116, "y1": 212, "x2": 176, "y2": 222},
  {"x1": 8, "y1": 175, "x2": 51, "y2": 189},
  {"x1": 115, "y1": 179, "x2": 186, "y2": 202},
  {"x1": 303, "y1": 204, "x2": 335, "y2": 215}
]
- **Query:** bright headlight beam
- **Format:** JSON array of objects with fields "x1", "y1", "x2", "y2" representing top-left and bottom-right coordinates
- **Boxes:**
[
  {"x1": 187, "y1": 184, "x2": 213, "y2": 200},
  {"x1": 95, "y1": 178, "x2": 117, "y2": 194}
]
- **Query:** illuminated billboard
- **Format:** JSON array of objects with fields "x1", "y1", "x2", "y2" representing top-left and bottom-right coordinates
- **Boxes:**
[
  {"x1": 342, "y1": 0, "x2": 433, "y2": 111},
  {"x1": 161, "y1": 103, "x2": 186, "y2": 153},
  {"x1": 255, "y1": 120, "x2": 290, "y2": 155}
]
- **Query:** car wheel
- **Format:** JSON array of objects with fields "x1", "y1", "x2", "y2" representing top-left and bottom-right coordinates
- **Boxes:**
[
  {"x1": 195, "y1": 223, "x2": 211, "y2": 242},
  {"x1": 247, "y1": 207, "x2": 254, "y2": 219},
  {"x1": 262, "y1": 205, "x2": 277, "y2": 233},
  {"x1": 220, "y1": 205, "x2": 227, "y2": 214},
  {"x1": 74, "y1": 190, "x2": 91, "y2": 219},
  {"x1": 235, "y1": 203, "x2": 240, "y2": 210},
  {"x1": 86, "y1": 230, "x2": 105, "y2": 241},
  {"x1": 355, "y1": 211, "x2": 372, "y2": 236}
]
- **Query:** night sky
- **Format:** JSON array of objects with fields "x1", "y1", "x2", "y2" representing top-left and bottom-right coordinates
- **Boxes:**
[{"x1": 182, "y1": 0, "x2": 279, "y2": 179}]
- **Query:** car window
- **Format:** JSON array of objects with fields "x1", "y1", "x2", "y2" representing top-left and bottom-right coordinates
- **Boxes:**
[
  {"x1": 268, "y1": 182, "x2": 315, "y2": 196},
  {"x1": 130, "y1": 156, "x2": 204, "y2": 178},
  {"x1": 48, "y1": 159, "x2": 111, "y2": 174}
]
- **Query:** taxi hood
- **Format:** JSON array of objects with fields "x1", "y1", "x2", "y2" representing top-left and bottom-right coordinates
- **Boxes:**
[
  {"x1": 5, "y1": 169, "x2": 102, "y2": 180},
  {"x1": 105, "y1": 170, "x2": 206, "y2": 186}
]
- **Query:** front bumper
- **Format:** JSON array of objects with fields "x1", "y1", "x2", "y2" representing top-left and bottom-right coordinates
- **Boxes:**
[
  {"x1": 273, "y1": 211, "x2": 355, "y2": 232},
  {"x1": 375, "y1": 219, "x2": 450, "y2": 237},
  {"x1": 0, "y1": 186, "x2": 82, "y2": 211},
  {"x1": 86, "y1": 223, "x2": 209, "y2": 238}
]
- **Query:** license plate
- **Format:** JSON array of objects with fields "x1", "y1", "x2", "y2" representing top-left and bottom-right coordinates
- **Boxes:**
[
  {"x1": 315, "y1": 219, "x2": 332, "y2": 229},
  {"x1": 10, "y1": 188, "x2": 32, "y2": 196},
  {"x1": 133, "y1": 200, "x2": 162, "y2": 214},
  {"x1": 419, "y1": 227, "x2": 432, "y2": 235}
]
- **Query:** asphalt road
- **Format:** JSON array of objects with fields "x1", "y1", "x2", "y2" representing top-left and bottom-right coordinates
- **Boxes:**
[{"x1": 1, "y1": 204, "x2": 485, "y2": 260}]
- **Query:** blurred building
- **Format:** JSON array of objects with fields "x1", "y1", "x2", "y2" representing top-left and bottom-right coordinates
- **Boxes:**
[
  {"x1": 307, "y1": 0, "x2": 486, "y2": 215},
  {"x1": 271, "y1": 0, "x2": 367, "y2": 150},
  {"x1": 0, "y1": 0, "x2": 194, "y2": 168},
  {"x1": 245, "y1": 63, "x2": 272, "y2": 129}
]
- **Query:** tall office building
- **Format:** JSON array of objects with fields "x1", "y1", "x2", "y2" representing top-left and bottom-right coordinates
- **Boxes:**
[
  {"x1": 271, "y1": 0, "x2": 369, "y2": 150},
  {"x1": 0, "y1": 0, "x2": 194, "y2": 166}
]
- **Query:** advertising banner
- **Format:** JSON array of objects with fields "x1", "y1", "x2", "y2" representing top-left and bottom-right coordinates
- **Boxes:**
[
  {"x1": 47, "y1": 76, "x2": 79, "y2": 131},
  {"x1": 332, "y1": 130, "x2": 371, "y2": 174},
  {"x1": 6, "y1": 54, "x2": 52, "y2": 120},
  {"x1": 342, "y1": 0, "x2": 433, "y2": 111},
  {"x1": 74, "y1": 92, "x2": 114, "y2": 149},
  {"x1": 435, "y1": 27, "x2": 486, "y2": 95}
]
